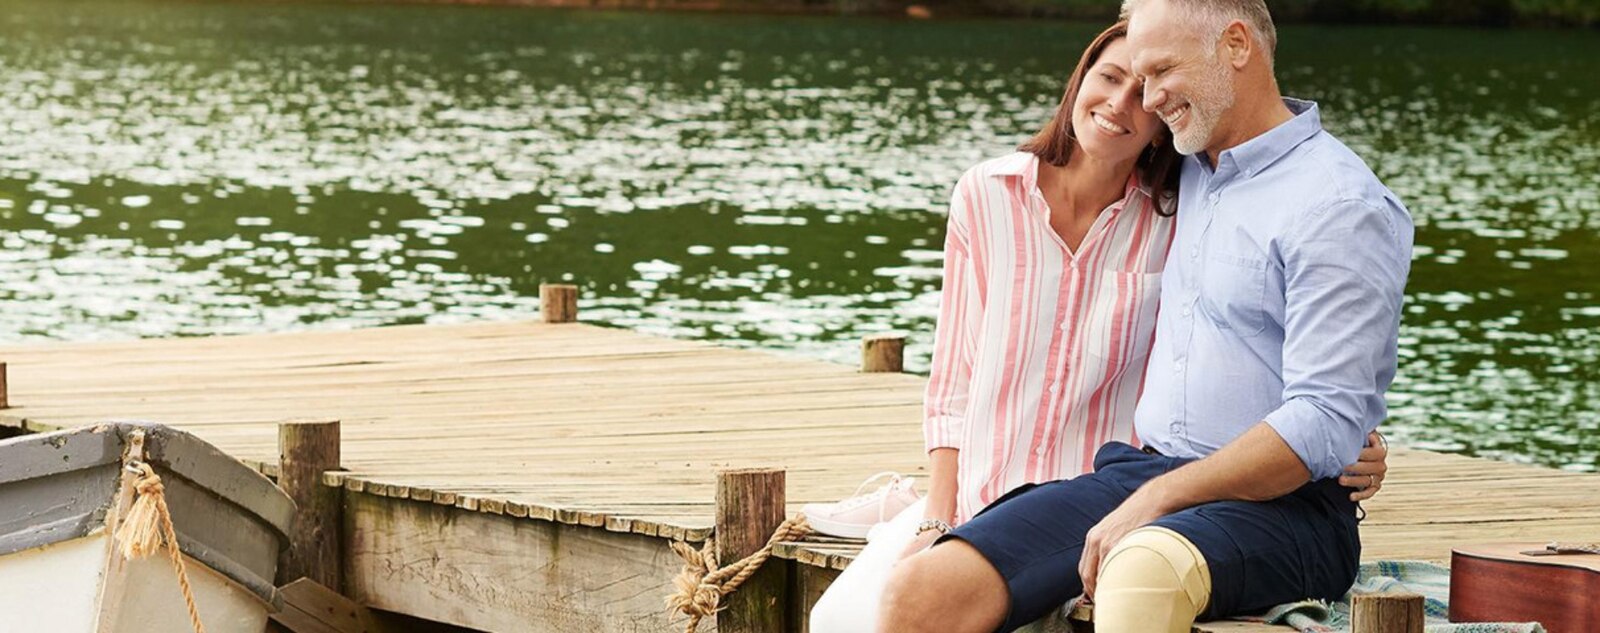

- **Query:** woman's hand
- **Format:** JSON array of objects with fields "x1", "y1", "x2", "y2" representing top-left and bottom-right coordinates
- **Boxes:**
[
  {"x1": 899, "y1": 447, "x2": 959, "y2": 561},
  {"x1": 898, "y1": 527, "x2": 943, "y2": 560},
  {"x1": 1339, "y1": 430, "x2": 1389, "y2": 502}
]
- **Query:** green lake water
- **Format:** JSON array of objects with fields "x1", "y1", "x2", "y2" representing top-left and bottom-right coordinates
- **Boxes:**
[{"x1": 0, "y1": 1, "x2": 1595, "y2": 470}]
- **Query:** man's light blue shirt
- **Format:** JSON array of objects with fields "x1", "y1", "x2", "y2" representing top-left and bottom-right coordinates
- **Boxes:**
[{"x1": 1134, "y1": 98, "x2": 1414, "y2": 481}]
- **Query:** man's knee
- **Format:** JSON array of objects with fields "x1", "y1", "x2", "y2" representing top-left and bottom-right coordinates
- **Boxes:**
[
  {"x1": 1093, "y1": 527, "x2": 1211, "y2": 633},
  {"x1": 878, "y1": 555, "x2": 938, "y2": 630},
  {"x1": 878, "y1": 541, "x2": 1008, "y2": 633}
]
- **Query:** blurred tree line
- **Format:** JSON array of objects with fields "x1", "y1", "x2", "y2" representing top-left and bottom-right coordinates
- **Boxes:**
[{"x1": 828, "y1": 0, "x2": 1599, "y2": 26}]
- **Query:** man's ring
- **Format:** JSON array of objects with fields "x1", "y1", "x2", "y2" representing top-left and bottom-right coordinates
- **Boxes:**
[{"x1": 1367, "y1": 474, "x2": 1377, "y2": 490}]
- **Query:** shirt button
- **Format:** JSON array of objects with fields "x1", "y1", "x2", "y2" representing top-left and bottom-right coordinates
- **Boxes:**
[
  {"x1": 1035, "y1": 446, "x2": 1047, "y2": 456},
  {"x1": 1181, "y1": 306, "x2": 1192, "y2": 317}
]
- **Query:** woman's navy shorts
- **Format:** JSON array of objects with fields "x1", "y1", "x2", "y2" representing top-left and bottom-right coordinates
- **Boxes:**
[{"x1": 941, "y1": 442, "x2": 1361, "y2": 632}]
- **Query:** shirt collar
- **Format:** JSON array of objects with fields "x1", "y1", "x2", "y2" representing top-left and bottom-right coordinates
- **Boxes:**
[
  {"x1": 1215, "y1": 97, "x2": 1323, "y2": 180},
  {"x1": 987, "y1": 151, "x2": 1037, "y2": 182},
  {"x1": 991, "y1": 151, "x2": 1151, "y2": 205}
]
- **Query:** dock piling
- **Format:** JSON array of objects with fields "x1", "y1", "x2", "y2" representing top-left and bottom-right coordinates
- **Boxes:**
[
  {"x1": 1352, "y1": 592, "x2": 1424, "y2": 633},
  {"x1": 860, "y1": 334, "x2": 905, "y2": 373},
  {"x1": 715, "y1": 468, "x2": 788, "y2": 633},
  {"x1": 0, "y1": 361, "x2": 8, "y2": 408},
  {"x1": 540, "y1": 283, "x2": 579, "y2": 323},
  {"x1": 277, "y1": 419, "x2": 344, "y2": 592}
]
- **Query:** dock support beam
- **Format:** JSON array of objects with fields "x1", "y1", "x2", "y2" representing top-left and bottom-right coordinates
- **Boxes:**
[
  {"x1": 1352, "y1": 593, "x2": 1424, "y2": 633},
  {"x1": 540, "y1": 283, "x2": 579, "y2": 323},
  {"x1": 277, "y1": 419, "x2": 344, "y2": 592},
  {"x1": 860, "y1": 334, "x2": 904, "y2": 373},
  {"x1": 0, "y1": 361, "x2": 9, "y2": 409},
  {"x1": 716, "y1": 468, "x2": 788, "y2": 633}
]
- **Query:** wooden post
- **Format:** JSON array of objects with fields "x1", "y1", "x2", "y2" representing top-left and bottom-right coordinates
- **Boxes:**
[
  {"x1": 540, "y1": 283, "x2": 579, "y2": 323},
  {"x1": 715, "y1": 468, "x2": 787, "y2": 633},
  {"x1": 860, "y1": 334, "x2": 905, "y2": 373},
  {"x1": 0, "y1": 361, "x2": 9, "y2": 409},
  {"x1": 277, "y1": 419, "x2": 343, "y2": 592},
  {"x1": 1352, "y1": 592, "x2": 1424, "y2": 633}
]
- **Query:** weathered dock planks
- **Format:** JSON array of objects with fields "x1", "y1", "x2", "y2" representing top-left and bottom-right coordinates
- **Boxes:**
[{"x1": 0, "y1": 318, "x2": 1593, "y2": 632}]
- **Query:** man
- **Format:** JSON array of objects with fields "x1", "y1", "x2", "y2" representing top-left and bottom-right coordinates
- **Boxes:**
[{"x1": 877, "y1": 1, "x2": 1414, "y2": 631}]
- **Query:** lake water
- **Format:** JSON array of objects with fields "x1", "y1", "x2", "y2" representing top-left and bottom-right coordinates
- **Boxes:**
[{"x1": 0, "y1": 1, "x2": 1595, "y2": 471}]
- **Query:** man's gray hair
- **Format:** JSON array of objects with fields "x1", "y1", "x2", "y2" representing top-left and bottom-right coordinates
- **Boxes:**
[{"x1": 1121, "y1": 0, "x2": 1278, "y2": 64}]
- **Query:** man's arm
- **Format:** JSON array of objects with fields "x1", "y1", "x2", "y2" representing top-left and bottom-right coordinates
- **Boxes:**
[
  {"x1": 1144, "y1": 422, "x2": 1308, "y2": 505},
  {"x1": 1260, "y1": 197, "x2": 1411, "y2": 481},
  {"x1": 1080, "y1": 197, "x2": 1413, "y2": 595}
]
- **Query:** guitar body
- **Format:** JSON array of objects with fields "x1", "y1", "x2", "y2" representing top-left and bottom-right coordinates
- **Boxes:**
[{"x1": 1450, "y1": 543, "x2": 1600, "y2": 633}]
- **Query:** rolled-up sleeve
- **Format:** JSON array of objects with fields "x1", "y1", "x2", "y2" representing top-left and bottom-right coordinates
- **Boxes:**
[
  {"x1": 1264, "y1": 197, "x2": 1413, "y2": 480},
  {"x1": 924, "y1": 174, "x2": 983, "y2": 452}
]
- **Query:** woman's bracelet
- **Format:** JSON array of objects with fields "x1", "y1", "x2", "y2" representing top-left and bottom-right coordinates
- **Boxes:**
[{"x1": 916, "y1": 518, "x2": 953, "y2": 536}]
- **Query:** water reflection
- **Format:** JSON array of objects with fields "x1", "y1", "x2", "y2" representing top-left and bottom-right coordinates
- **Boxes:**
[{"x1": 0, "y1": 2, "x2": 1594, "y2": 471}]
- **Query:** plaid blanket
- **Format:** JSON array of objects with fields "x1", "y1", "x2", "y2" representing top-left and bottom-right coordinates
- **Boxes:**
[{"x1": 1245, "y1": 560, "x2": 1546, "y2": 633}]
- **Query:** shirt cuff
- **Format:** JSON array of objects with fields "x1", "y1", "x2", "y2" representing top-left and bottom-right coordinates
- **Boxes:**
[
  {"x1": 1263, "y1": 399, "x2": 1343, "y2": 481},
  {"x1": 923, "y1": 415, "x2": 963, "y2": 453}
]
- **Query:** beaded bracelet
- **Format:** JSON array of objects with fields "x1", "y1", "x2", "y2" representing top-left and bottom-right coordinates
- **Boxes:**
[{"x1": 916, "y1": 518, "x2": 953, "y2": 536}]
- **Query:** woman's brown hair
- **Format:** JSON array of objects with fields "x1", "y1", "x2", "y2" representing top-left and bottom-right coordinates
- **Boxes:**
[{"x1": 1018, "y1": 21, "x2": 1181, "y2": 216}]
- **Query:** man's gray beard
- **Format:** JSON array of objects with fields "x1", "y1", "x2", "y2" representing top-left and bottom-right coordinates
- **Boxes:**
[{"x1": 1171, "y1": 59, "x2": 1235, "y2": 156}]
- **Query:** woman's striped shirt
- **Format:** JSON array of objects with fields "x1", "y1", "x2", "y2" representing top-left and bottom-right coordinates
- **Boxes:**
[{"x1": 925, "y1": 152, "x2": 1175, "y2": 523}]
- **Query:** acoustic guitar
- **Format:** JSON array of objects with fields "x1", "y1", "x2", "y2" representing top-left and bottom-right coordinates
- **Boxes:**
[{"x1": 1449, "y1": 542, "x2": 1600, "y2": 633}]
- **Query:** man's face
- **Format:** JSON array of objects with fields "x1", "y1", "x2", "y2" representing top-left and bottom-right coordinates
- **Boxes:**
[{"x1": 1127, "y1": 0, "x2": 1236, "y2": 156}]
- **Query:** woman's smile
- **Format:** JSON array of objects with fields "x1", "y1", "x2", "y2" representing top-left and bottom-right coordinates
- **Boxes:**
[{"x1": 1091, "y1": 111, "x2": 1131, "y2": 136}]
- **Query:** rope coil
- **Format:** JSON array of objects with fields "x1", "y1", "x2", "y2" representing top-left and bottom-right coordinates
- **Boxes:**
[
  {"x1": 115, "y1": 460, "x2": 207, "y2": 633},
  {"x1": 665, "y1": 514, "x2": 812, "y2": 633}
]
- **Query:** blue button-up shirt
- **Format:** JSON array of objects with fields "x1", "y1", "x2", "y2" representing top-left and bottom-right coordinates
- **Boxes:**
[{"x1": 1134, "y1": 98, "x2": 1414, "y2": 481}]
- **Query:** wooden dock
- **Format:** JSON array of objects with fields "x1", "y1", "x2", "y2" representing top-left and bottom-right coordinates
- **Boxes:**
[{"x1": 0, "y1": 313, "x2": 1595, "y2": 632}]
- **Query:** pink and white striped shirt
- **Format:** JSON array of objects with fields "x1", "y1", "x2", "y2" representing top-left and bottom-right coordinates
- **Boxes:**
[{"x1": 925, "y1": 152, "x2": 1176, "y2": 523}]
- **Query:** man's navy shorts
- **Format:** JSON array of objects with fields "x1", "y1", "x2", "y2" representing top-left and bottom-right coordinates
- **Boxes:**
[{"x1": 941, "y1": 442, "x2": 1361, "y2": 632}]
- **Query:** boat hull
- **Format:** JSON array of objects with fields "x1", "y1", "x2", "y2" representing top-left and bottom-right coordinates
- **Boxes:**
[
  {"x1": 0, "y1": 423, "x2": 293, "y2": 633},
  {"x1": 0, "y1": 532, "x2": 271, "y2": 633}
]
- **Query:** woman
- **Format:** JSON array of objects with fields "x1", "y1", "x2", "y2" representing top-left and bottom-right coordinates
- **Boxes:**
[{"x1": 807, "y1": 21, "x2": 1388, "y2": 631}]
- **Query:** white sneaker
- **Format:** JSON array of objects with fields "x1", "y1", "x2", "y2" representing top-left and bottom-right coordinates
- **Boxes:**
[{"x1": 801, "y1": 472, "x2": 921, "y2": 539}]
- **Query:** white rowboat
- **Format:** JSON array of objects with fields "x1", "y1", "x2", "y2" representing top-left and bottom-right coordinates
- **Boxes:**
[{"x1": 0, "y1": 422, "x2": 293, "y2": 633}]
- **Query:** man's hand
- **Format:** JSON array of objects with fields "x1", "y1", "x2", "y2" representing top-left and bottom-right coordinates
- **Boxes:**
[
  {"x1": 1338, "y1": 431, "x2": 1388, "y2": 502},
  {"x1": 1077, "y1": 488, "x2": 1171, "y2": 599}
]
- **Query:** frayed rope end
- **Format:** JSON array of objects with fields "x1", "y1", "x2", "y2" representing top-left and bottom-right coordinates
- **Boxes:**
[{"x1": 115, "y1": 462, "x2": 170, "y2": 561}]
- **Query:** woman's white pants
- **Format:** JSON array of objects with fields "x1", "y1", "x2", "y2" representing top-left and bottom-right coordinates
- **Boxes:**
[{"x1": 807, "y1": 498, "x2": 928, "y2": 633}]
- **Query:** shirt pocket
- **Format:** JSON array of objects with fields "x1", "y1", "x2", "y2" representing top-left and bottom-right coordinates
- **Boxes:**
[
  {"x1": 1085, "y1": 270, "x2": 1164, "y2": 373},
  {"x1": 1199, "y1": 252, "x2": 1268, "y2": 337}
]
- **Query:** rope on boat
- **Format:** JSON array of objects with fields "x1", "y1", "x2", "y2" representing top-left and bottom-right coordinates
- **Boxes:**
[
  {"x1": 665, "y1": 514, "x2": 812, "y2": 633},
  {"x1": 115, "y1": 434, "x2": 206, "y2": 633}
]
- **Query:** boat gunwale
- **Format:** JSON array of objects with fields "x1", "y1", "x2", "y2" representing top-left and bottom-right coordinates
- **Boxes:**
[{"x1": 0, "y1": 511, "x2": 105, "y2": 559}]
